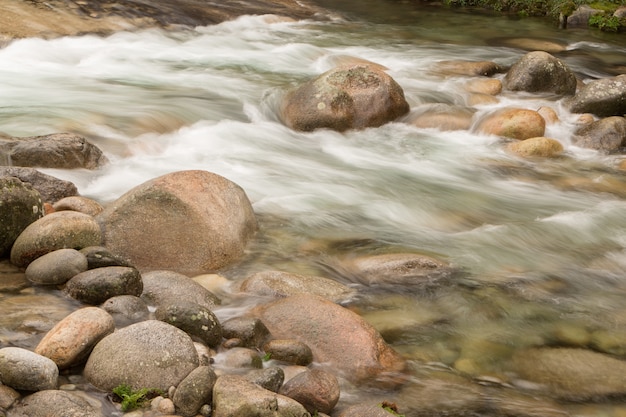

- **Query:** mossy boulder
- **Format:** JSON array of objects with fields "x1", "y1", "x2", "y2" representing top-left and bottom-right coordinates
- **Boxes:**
[{"x1": 0, "y1": 176, "x2": 44, "y2": 257}]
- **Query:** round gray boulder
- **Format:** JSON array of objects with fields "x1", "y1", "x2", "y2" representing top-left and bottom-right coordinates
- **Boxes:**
[
  {"x1": 65, "y1": 266, "x2": 143, "y2": 305},
  {"x1": 10, "y1": 211, "x2": 102, "y2": 268},
  {"x1": 97, "y1": 170, "x2": 257, "y2": 274},
  {"x1": 84, "y1": 320, "x2": 199, "y2": 392},
  {"x1": 155, "y1": 301, "x2": 223, "y2": 347},
  {"x1": 504, "y1": 51, "x2": 577, "y2": 96},
  {"x1": 281, "y1": 64, "x2": 409, "y2": 132},
  {"x1": 0, "y1": 347, "x2": 58, "y2": 391},
  {"x1": 141, "y1": 270, "x2": 220, "y2": 311},
  {"x1": 567, "y1": 74, "x2": 626, "y2": 117},
  {"x1": 0, "y1": 176, "x2": 43, "y2": 257},
  {"x1": 25, "y1": 248, "x2": 88, "y2": 285}
]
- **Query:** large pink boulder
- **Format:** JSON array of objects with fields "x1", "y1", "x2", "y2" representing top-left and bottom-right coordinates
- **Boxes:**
[{"x1": 97, "y1": 170, "x2": 257, "y2": 274}]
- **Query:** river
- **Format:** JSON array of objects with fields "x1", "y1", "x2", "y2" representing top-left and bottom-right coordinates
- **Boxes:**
[{"x1": 1, "y1": 1, "x2": 626, "y2": 416}]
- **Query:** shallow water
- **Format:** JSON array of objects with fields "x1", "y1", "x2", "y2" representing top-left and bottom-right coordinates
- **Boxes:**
[{"x1": 1, "y1": 2, "x2": 626, "y2": 415}]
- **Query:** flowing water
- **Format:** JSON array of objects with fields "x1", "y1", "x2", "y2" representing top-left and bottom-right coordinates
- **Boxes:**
[{"x1": 1, "y1": 1, "x2": 626, "y2": 415}]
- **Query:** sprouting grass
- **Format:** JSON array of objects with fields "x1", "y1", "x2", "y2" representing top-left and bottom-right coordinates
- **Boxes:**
[{"x1": 111, "y1": 384, "x2": 163, "y2": 411}]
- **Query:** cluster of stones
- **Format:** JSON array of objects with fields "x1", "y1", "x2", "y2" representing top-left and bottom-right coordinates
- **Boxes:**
[
  {"x1": 3, "y1": 160, "x2": 465, "y2": 415},
  {"x1": 281, "y1": 51, "x2": 626, "y2": 160}
]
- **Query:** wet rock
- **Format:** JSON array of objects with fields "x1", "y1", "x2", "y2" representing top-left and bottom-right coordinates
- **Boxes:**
[
  {"x1": 279, "y1": 369, "x2": 340, "y2": 414},
  {"x1": 510, "y1": 347, "x2": 626, "y2": 400},
  {"x1": 467, "y1": 93, "x2": 499, "y2": 106},
  {"x1": 281, "y1": 64, "x2": 409, "y2": 132},
  {"x1": 538, "y1": 106, "x2": 560, "y2": 124},
  {"x1": 339, "y1": 252, "x2": 458, "y2": 289},
  {"x1": 590, "y1": 329, "x2": 626, "y2": 357},
  {"x1": 567, "y1": 5, "x2": 604, "y2": 28},
  {"x1": 172, "y1": 366, "x2": 217, "y2": 417},
  {"x1": 141, "y1": 269, "x2": 220, "y2": 311},
  {"x1": 573, "y1": 116, "x2": 626, "y2": 153},
  {"x1": 97, "y1": 170, "x2": 257, "y2": 274},
  {"x1": 212, "y1": 374, "x2": 309, "y2": 417},
  {"x1": 244, "y1": 366, "x2": 285, "y2": 393},
  {"x1": 566, "y1": 74, "x2": 626, "y2": 117},
  {"x1": 252, "y1": 294, "x2": 407, "y2": 387},
  {"x1": 406, "y1": 104, "x2": 475, "y2": 131},
  {"x1": 475, "y1": 107, "x2": 546, "y2": 140},
  {"x1": 155, "y1": 301, "x2": 223, "y2": 348},
  {"x1": 101, "y1": 295, "x2": 149, "y2": 327},
  {"x1": 84, "y1": 320, "x2": 199, "y2": 392},
  {"x1": 506, "y1": 137, "x2": 564, "y2": 158},
  {"x1": 238, "y1": 270, "x2": 355, "y2": 302},
  {"x1": 79, "y1": 245, "x2": 132, "y2": 269},
  {"x1": 433, "y1": 60, "x2": 503, "y2": 77},
  {"x1": 10, "y1": 211, "x2": 102, "y2": 268},
  {"x1": 488, "y1": 37, "x2": 567, "y2": 54},
  {"x1": 263, "y1": 339, "x2": 313, "y2": 366},
  {"x1": 221, "y1": 317, "x2": 270, "y2": 349},
  {"x1": 0, "y1": 167, "x2": 78, "y2": 203},
  {"x1": 25, "y1": 248, "x2": 88, "y2": 285},
  {"x1": 7, "y1": 390, "x2": 104, "y2": 417},
  {"x1": 396, "y1": 372, "x2": 485, "y2": 416},
  {"x1": 65, "y1": 266, "x2": 143, "y2": 305},
  {"x1": 0, "y1": 133, "x2": 107, "y2": 169},
  {"x1": 0, "y1": 176, "x2": 43, "y2": 257},
  {"x1": 216, "y1": 347, "x2": 263, "y2": 370},
  {"x1": 52, "y1": 195, "x2": 104, "y2": 216},
  {"x1": 338, "y1": 403, "x2": 402, "y2": 417},
  {"x1": 35, "y1": 307, "x2": 114, "y2": 369},
  {"x1": 503, "y1": 51, "x2": 576, "y2": 96},
  {"x1": 465, "y1": 78, "x2": 502, "y2": 96},
  {"x1": 0, "y1": 347, "x2": 58, "y2": 391}
]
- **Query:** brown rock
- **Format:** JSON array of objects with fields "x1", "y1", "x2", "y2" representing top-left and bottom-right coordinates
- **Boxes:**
[
  {"x1": 0, "y1": 176, "x2": 43, "y2": 257},
  {"x1": 279, "y1": 369, "x2": 340, "y2": 414},
  {"x1": 573, "y1": 116, "x2": 626, "y2": 153},
  {"x1": 263, "y1": 339, "x2": 313, "y2": 365},
  {"x1": 35, "y1": 307, "x2": 114, "y2": 369},
  {"x1": 407, "y1": 104, "x2": 474, "y2": 131},
  {"x1": 537, "y1": 106, "x2": 559, "y2": 124},
  {"x1": 506, "y1": 137, "x2": 564, "y2": 158},
  {"x1": 0, "y1": 167, "x2": 78, "y2": 203},
  {"x1": 252, "y1": 294, "x2": 407, "y2": 387},
  {"x1": 433, "y1": 60, "x2": 503, "y2": 77},
  {"x1": 475, "y1": 108, "x2": 546, "y2": 140},
  {"x1": 0, "y1": 133, "x2": 107, "y2": 169},
  {"x1": 281, "y1": 64, "x2": 409, "y2": 132},
  {"x1": 97, "y1": 170, "x2": 257, "y2": 274},
  {"x1": 52, "y1": 196, "x2": 104, "y2": 216},
  {"x1": 465, "y1": 78, "x2": 502, "y2": 96}
]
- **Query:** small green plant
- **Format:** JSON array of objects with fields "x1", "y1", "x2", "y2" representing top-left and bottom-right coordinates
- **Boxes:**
[
  {"x1": 589, "y1": 12, "x2": 623, "y2": 31},
  {"x1": 262, "y1": 352, "x2": 272, "y2": 361},
  {"x1": 111, "y1": 384, "x2": 163, "y2": 412}
]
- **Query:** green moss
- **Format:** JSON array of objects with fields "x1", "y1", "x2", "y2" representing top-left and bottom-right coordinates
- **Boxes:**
[{"x1": 111, "y1": 384, "x2": 163, "y2": 411}]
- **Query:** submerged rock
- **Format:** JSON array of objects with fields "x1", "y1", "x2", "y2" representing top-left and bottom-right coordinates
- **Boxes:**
[
  {"x1": 0, "y1": 133, "x2": 107, "y2": 169},
  {"x1": 97, "y1": 170, "x2": 257, "y2": 274},
  {"x1": 406, "y1": 104, "x2": 475, "y2": 131},
  {"x1": 252, "y1": 293, "x2": 407, "y2": 387},
  {"x1": 281, "y1": 64, "x2": 409, "y2": 132},
  {"x1": 506, "y1": 137, "x2": 564, "y2": 158},
  {"x1": 432, "y1": 60, "x2": 503, "y2": 77}
]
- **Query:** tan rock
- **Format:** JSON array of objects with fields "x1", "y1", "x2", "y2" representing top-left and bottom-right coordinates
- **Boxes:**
[
  {"x1": 506, "y1": 137, "x2": 564, "y2": 158},
  {"x1": 407, "y1": 104, "x2": 474, "y2": 131},
  {"x1": 465, "y1": 78, "x2": 502, "y2": 96},
  {"x1": 52, "y1": 196, "x2": 104, "y2": 217},
  {"x1": 252, "y1": 294, "x2": 407, "y2": 387},
  {"x1": 433, "y1": 60, "x2": 503, "y2": 77},
  {"x1": 97, "y1": 170, "x2": 257, "y2": 274},
  {"x1": 537, "y1": 106, "x2": 559, "y2": 124},
  {"x1": 35, "y1": 307, "x2": 114, "y2": 369},
  {"x1": 475, "y1": 108, "x2": 546, "y2": 140}
]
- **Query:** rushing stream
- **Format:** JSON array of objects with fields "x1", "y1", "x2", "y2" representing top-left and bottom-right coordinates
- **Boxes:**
[{"x1": 1, "y1": 1, "x2": 626, "y2": 415}]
